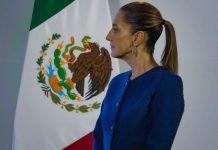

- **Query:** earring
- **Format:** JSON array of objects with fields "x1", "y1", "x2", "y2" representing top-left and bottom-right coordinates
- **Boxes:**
[{"x1": 132, "y1": 46, "x2": 138, "y2": 56}]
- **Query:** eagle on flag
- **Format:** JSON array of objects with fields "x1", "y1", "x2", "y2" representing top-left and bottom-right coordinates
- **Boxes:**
[{"x1": 68, "y1": 42, "x2": 112, "y2": 100}]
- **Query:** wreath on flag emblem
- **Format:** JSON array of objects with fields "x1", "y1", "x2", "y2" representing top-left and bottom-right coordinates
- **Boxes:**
[{"x1": 36, "y1": 33, "x2": 112, "y2": 113}]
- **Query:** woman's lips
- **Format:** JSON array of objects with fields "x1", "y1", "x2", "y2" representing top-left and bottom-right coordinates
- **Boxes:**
[{"x1": 110, "y1": 44, "x2": 115, "y2": 49}]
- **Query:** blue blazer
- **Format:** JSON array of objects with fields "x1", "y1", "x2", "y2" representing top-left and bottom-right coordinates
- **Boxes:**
[{"x1": 93, "y1": 67, "x2": 184, "y2": 150}]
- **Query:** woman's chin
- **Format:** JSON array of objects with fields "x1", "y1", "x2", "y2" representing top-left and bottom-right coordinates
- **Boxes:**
[{"x1": 110, "y1": 52, "x2": 119, "y2": 58}]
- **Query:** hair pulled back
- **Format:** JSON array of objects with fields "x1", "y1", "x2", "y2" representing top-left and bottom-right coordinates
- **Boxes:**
[{"x1": 120, "y1": 2, "x2": 178, "y2": 73}]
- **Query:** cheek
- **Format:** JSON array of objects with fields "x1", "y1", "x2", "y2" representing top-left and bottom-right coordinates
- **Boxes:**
[
  {"x1": 110, "y1": 41, "x2": 130, "y2": 58},
  {"x1": 118, "y1": 38, "x2": 131, "y2": 50},
  {"x1": 115, "y1": 35, "x2": 129, "y2": 45}
]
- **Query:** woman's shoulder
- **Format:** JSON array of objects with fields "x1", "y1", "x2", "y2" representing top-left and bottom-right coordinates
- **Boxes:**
[
  {"x1": 158, "y1": 67, "x2": 184, "y2": 91},
  {"x1": 161, "y1": 67, "x2": 183, "y2": 83}
]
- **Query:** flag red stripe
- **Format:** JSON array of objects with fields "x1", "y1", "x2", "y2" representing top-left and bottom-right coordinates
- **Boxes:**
[{"x1": 63, "y1": 132, "x2": 94, "y2": 150}]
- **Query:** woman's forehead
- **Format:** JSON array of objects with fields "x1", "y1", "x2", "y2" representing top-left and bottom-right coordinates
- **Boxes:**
[
  {"x1": 113, "y1": 11, "x2": 129, "y2": 28},
  {"x1": 114, "y1": 11, "x2": 124, "y2": 22}
]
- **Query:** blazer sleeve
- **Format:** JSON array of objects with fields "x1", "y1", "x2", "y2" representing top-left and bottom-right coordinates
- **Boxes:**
[
  {"x1": 92, "y1": 100, "x2": 105, "y2": 150},
  {"x1": 145, "y1": 75, "x2": 185, "y2": 150}
]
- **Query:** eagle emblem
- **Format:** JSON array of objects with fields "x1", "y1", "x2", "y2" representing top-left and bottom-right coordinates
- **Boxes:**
[{"x1": 36, "y1": 33, "x2": 112, "y2": 113}]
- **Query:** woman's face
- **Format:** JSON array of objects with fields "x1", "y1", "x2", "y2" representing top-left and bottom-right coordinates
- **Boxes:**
[{"x1": 106, "y1": 11, "x2": 133, "y2": 58}]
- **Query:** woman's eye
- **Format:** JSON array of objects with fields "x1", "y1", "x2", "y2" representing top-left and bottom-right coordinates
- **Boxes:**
[{"x1": 113, "y1": 28, "x2": 118, "y2": 32}]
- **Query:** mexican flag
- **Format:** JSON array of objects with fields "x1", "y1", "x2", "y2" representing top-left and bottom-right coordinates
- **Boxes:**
[{"x1": 13, "y1": 0, "x2": 119, "y2": 149}]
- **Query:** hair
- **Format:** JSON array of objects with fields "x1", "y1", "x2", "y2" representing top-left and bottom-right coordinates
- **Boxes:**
[{"x1": 120, "y1": 2, "x2": 178, "y2": 73}]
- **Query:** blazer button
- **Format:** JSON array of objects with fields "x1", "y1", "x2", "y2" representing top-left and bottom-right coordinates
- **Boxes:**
[
  {"x1": 110, "y1": 125, "x2": 114, "y2": 131},
  {"x1": 116, "y1": 102, "x2": 119, "y2": 107},
  {"x1": 125, "y1": 81, "x2": 128, "y2": 86}
]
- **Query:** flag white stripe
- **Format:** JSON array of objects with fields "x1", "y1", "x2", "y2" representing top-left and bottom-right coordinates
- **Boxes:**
[{"x1": 14, "y1": 0, "x2": 119, "y2": 149}]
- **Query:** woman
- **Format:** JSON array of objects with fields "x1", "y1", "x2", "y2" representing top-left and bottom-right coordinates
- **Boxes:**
[{"x1": 93, "y1": 1, "x2": 184, "y2": 150}]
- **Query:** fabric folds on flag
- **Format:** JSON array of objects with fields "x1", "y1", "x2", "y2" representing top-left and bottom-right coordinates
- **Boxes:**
[{"x1": 13, "y1": 0, "x2": 119, "y2": 149}]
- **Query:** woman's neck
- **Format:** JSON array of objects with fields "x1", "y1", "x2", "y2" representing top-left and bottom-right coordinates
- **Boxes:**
[{"x1": 122, "y1": 51, "x2": 159, "y2": 80}]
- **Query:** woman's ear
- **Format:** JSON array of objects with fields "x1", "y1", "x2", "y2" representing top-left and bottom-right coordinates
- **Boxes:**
[{"x1": 132, "y1": 31, "x2": 148, "y2": 47}]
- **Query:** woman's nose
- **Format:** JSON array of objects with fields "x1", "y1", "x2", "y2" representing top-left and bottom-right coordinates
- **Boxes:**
[{"x1": 106, "y1": 29, "x2": 112, "y2": 41}]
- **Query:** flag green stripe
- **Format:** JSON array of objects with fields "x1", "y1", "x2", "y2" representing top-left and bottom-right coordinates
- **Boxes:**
[{"x1": 30, "y1": 0, "x2": 75, "y2": 30}]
